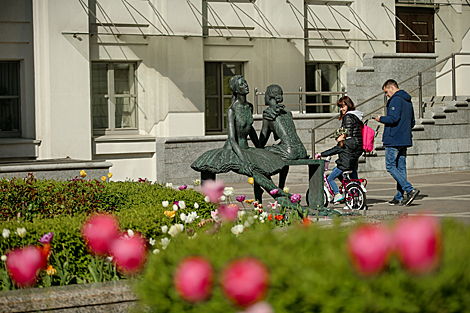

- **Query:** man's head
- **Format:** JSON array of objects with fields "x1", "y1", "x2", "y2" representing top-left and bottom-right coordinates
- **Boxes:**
[
  {"x1": 265, "y1": 84, "x2": 284, "y2": 106},
  {"x1": 382, "y1": 79, "x2": 399, "y2": 98}
]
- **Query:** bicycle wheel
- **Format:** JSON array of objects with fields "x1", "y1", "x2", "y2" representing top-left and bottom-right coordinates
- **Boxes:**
[{"x1": 345, "y1": 183, "x2": 366, "y2": 210}]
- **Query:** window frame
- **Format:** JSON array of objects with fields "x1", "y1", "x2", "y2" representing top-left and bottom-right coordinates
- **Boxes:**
[
  {"x1": 305, "y1": 62, "x2": 341, "y2": 114},
  {"x1": 0, "y1": 61, "x2": 21, "y2": 138},
  {"x1": 204, "y1": 62, "x2": 243, "y2": 134},
  {"x1": 91, "y1": 62, "x2": 138, "y2": 136}
]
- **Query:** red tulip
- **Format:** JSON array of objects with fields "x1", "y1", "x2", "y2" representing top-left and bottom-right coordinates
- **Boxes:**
[
  {"x1": 201, "y1": 179, "x2": 225, "y2": 203},
  {"x1": 39, "y1": 243, "x2": 51, "y2": 269},
  {"x1": 219, "y1": 204, "x2": 240, "y2": 222},
  {"x1": 6, "y1": 246, "x2": 44, "y2": 287},
  {"x1": 347, "y1": 225, "x2": 393, "y2": 276},
  {"x1": 109, "y1": 233, "x2": 148, "y2": 275},
  {"x1": 174, "y1": 256, "x2": 214, "y2": 303},
  {"x1": 221, "y1": 257, "x2": 270, "y2": 308},
  {"x1": 81, "y1": 214, "x2": 120, "y2": 255},
  {"x1": 394, "y1": 215, "x2": 442, "y2": 274}
]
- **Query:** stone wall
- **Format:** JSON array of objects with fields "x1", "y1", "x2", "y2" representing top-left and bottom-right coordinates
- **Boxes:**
[
  {"x1": 0, "y1": 159, "x2": 112, "y2": 181},
  {"x1": 0, "y1": 281, "x2": 137, "y2": 313}
]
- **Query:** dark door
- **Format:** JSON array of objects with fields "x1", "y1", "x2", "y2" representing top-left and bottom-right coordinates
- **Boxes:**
[{"x1": 396, "y1": 7, "x2": 434, "y2": 53}]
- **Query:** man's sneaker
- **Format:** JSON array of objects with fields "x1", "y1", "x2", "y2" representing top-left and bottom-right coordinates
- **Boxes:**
[
  {"x1": 333, "y1": 193, "x2": 344, "y2": 203},
  {"x1": 405, "y1": 189, "x2": 420, "y2": 206},
  {"x1": 388, "y1": 198, "x2": 404, "y2": 206}
]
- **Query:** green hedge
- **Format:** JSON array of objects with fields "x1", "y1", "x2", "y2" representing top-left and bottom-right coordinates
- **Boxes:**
[
  {"x1": 135, "y1": 219, "x2": 470, "y2": 313},
  {"x1": 0, "y1": 175, "x2": 214, "y2": 223},
  {"x1": 0, "y1": 174, "x2": 126, "y2": 221},
  {"x1": 0, "y1": 178, "x2": 216, "y2": 290}
]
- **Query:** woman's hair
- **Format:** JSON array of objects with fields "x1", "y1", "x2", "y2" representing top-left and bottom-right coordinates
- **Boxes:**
[
  {"x1": 337, "y1": 96, "x2": 355, "y2": 120},
  {"x1": 229, "y1": 75, "x2": 243, "y2": 93}
]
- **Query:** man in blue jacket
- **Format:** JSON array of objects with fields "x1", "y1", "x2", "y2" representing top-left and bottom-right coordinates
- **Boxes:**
[{"x1": 375, "y1": 79, "x2": 420, "y2": 206}]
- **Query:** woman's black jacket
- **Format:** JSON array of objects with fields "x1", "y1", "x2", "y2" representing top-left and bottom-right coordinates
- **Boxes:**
[
  {"x1": 321, "y1": 138, "x2": 360, "y2": 172},
  {"x1": 341, "y1": 113, "x2": 363, "y2": 158}
]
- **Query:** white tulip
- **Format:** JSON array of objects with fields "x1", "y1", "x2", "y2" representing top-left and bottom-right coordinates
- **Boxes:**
[
  {"x1": 161, "y1": 225, "x2": 168, "y2": 233},
  {"x1": 16, "y1": 227, "x2": 26, "y2": 238},
  {"x1": 127, "y1": 229, "x2": 134, "y2": 238},
  {"x1": 179, "y1": 201, "x2": 186, "y2": 209},
  {"x1": 162, "y1": 201, "x2": 169, "y2": 208},
  {"x1": 231, "y1": 224, "x2": 244, "y2": 236},
  {"x1": 160, "y1": 238, "x2": 170, "y2": 249},
  {"x1": 223, "y1": 187, "x2": 234, "y2": 196},
  {"x1": 2, "y1": 229, "x2": 10, "y2": 239},
  {"x1": 194, "y1": 202, "x2": 199, "y2": 209},
  {"x1": 1, "y1": 255, "x2": 6, "y2": 262}
]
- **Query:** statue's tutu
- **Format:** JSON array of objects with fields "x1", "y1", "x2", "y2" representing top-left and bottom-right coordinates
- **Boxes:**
[{"x1": 191, "y1": 147, "x2": 285, "y2": 177}]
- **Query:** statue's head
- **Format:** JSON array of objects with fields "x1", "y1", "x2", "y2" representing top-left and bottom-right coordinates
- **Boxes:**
[
  {"x1": 265, "y1": 84, "x2": 283, "y2": 105},
  {"x1": 229, "y1": 75, "x2": 249, "y2": 95}
]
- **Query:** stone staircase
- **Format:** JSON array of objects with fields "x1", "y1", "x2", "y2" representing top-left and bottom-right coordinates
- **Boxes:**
[{"x1": 281, "y1": 96, "x2": 470, "y2": 185}]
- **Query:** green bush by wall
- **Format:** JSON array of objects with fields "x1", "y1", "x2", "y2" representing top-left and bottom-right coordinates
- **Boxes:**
[{"x1": 0, "y1": 177, "x2": 216, "y2": 289}]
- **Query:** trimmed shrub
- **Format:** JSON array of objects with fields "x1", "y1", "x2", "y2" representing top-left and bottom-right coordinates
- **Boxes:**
[
  {"x1": 0, "y1": 174, "x2": 126, "y2": 221},
  {"x1": 0, "y1": 178, "x2": 216, "y2": 290},
  {"x1": 135, "y1": 219, "x2": 470, "y2": 313}
]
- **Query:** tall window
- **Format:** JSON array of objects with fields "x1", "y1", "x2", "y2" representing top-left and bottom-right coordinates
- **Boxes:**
[
  {"x1": 205, "y1": 62, "x2": 243, "y2": 133},
  {"x1": 0, "y1": 62, "x2": 21, "y2": 137},
  {"x1": 305, "y1": 63, "x2": 340, "y2": 113},
  {"x1": 91, "y1": 62, "x2": 137, "y2": 135}
]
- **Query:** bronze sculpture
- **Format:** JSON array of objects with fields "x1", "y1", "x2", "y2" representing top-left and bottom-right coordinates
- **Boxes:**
[
  {"x1": 191, "y1": 76, "x2": 335, "y2": 216},
  {"x1": 260, "y1": 84, "x2": 308, "y2": 190},
  {"x1": 191, "y1": 75, "x2": 289, "y2": 201}
]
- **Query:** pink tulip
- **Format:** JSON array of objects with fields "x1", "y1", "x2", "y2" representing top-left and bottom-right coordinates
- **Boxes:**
[
  {"x1": 174, "y1": 256, "x2": 214, "y2": 303},
  {"x1": 236, "y1": 195, "x2": 246, "y2": 202},
  {"x1": 219, "y1": 204, "x2": 240, "y2": 222},
  {"x1": 221, "y1": 257, "x2": 270, "y2": 308},
  {"x1": 347, "y1": 225, "x2": 393, "y2": 276},
  {"x1": 81, "y1": 214, "x2": 120, "y2": 255},
  {"x1": 201, "y1": 179, "x2": 225, "y2": 203},
  {"x1": 109, "y1": 233, "x2": 148, "y2": 275},
  {"x1": 6, "y1": 246, "x2": 44, "y2": 287},
  {"x1": 394, "y1": 215, "x2": 442, "y2": 274}
]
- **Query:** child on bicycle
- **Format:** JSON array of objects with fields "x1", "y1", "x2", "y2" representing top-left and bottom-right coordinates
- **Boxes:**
[{"x1": 315, "y1": 127, "x2": 361, "y2": 203}]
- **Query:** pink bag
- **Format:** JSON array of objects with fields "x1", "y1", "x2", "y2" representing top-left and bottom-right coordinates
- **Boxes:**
[{"x1": 362, "y1": 124, "x2": 375, "y2": 153}]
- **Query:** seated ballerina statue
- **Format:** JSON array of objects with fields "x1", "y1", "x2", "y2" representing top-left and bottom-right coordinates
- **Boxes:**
[
  {"x1": 259, "y1": 84, "x2": 308, "y2": 189},
  {"x1": 191, "y1": 75, "x2": 300, "y2": 209}
]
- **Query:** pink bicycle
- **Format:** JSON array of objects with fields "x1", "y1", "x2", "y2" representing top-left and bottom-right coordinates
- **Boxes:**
[{"x1": 321, "y1": 156, "x2": 368, "y2": 210}]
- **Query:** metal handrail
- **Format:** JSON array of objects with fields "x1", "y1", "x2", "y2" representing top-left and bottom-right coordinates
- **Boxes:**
[
  {"x1": 310, "y1": 52, "x2": 470, "y2": 154},
  {"x1": 254, "y1": 88, "x2": 346, "y2": 114}
]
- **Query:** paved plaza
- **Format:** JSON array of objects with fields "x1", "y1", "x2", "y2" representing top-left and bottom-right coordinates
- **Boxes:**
[{"x1": 228, "y1": 170, "x2": 470, "y2": 224}]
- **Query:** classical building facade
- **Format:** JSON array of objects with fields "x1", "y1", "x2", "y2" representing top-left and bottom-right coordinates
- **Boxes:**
[{"x1": 1, "y1": 0, "x2": 470, "y2": 181}]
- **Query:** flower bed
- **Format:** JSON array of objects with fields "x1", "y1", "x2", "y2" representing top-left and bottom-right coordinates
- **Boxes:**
[
  {"x1": 2, "y1": 174, "x2": 470, "y2": 312},
  {"x1": 136, "y1": 218, "x2": 470, "y2": 312},
  {"x1": 0, "y1": 174, "x2": 217, "y2": 289}
]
